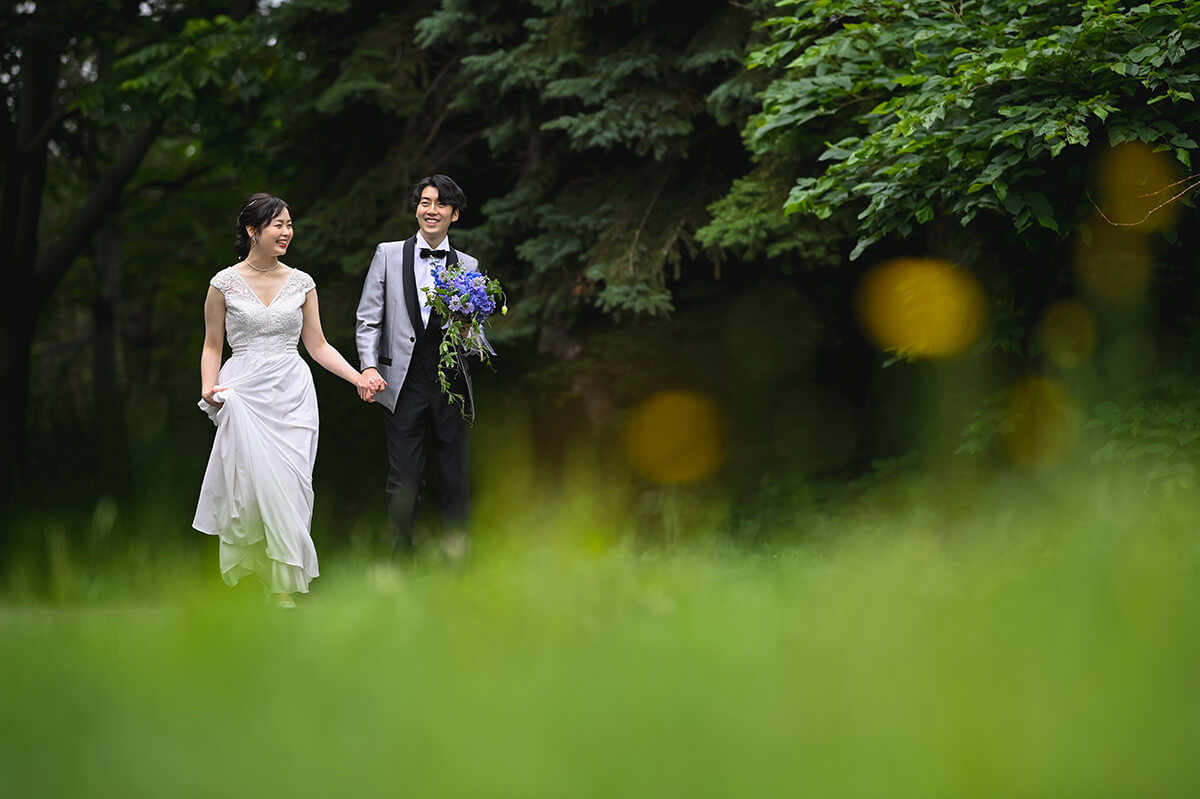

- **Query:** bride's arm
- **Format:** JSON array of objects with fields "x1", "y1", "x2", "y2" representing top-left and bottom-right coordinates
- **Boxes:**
[
  {"x1": 201, "y1": 287, "x2": 226, "y2": 407},
  {"x1": 300, "y1": 289, "x2": 383, "y2": 400}
]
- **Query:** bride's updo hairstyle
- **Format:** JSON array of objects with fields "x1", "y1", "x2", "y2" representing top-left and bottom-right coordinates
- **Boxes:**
[{"x1": 234, "y1": 193, "x2": 291, "y2": 259}]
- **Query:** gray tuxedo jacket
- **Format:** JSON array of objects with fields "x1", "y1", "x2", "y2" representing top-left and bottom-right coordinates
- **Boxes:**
[{"x1": 355, "y1": 235, "x2": 479, "y2": 413}]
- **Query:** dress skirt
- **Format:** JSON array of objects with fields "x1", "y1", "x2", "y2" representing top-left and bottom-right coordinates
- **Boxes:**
[{"x1": 193, "y1": 351, "x2": 320, "y2": 593}]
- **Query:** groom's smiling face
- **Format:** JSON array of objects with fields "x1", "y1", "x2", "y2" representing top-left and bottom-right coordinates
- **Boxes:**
[{"x1": 416, "y1": 186, "x2": 459, "y2": 245}]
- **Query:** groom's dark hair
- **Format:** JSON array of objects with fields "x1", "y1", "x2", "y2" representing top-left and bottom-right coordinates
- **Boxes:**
[{"x1": 411, "y1": 174, "x2": 468, "y2": 214}]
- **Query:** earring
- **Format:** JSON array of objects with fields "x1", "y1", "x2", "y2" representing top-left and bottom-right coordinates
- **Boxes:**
[{"x1": 252, "y1": 235, "x2": 259, "y2": 248}]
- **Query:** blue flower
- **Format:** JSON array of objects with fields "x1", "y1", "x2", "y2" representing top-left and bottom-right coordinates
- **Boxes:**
[{"x1": 448, "y1": 296, "x2": 462, "y2": 311}]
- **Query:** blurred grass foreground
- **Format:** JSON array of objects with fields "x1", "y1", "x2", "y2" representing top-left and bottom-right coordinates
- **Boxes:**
[{"x1": 3, "y1": 467, "x2": 1199, "y2": 798}]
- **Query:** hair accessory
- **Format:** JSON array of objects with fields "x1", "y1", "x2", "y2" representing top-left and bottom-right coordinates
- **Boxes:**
[{"x1": 238, "y1": 198, "x2": 263, "y2": 223}]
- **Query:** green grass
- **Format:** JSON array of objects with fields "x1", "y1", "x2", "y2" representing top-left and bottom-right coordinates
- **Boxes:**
[{"x1": 2, "y1": 470, "x2": 1199, "y2": 797}]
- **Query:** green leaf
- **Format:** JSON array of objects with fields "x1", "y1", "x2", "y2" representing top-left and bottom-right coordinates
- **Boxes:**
[{"x1": 849, "y1": 235, "x2": 880, "y2": 261}]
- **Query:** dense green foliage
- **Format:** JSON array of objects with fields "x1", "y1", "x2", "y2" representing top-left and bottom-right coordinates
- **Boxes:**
[
  {"x1": 727, "y1": 0, "x2": 1200, "y2": 258},
  {"x1": 1088, "y1": 373, "x2": 1200, "y2": 494},
  {"x1": 414, "y1": 0, "x2": 764, "y2": 320}
]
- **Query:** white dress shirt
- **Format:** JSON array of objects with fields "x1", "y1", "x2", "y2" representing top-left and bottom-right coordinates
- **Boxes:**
[{"x1": 414, "y1": 232, "x2": 450, "y2": 327}]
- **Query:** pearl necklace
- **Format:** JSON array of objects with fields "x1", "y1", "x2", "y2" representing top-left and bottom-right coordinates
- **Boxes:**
[{"x1": 246, "y1": 259, "x2": 281, "y2": 272}]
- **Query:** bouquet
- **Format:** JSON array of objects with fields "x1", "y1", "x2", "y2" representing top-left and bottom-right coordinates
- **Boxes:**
[{"x1": 422, "y1": 261, "x2": 506, "y2": 419}]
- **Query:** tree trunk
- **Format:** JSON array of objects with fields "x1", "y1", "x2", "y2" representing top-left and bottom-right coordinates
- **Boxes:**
[
  {"x1": 0, "y1": 312, "x2": 35, "y2": 513},
  {"x1": 0, "y1": 122, "x2": 159, "y2": 499},
  {"x1": 0, "y1": 18, "x2": 59, "y2": 510},
  {"x1": 0, "y1": 0, "x2": 255, "y2": 500},
  {"x1": 92, "y1": 223, "x2": 132, "y2": 495}
]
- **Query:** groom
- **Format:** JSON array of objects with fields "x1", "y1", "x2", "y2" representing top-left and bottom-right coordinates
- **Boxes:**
[{"x1": 356, "y1": 175, "x2": 476, "y2": 558}]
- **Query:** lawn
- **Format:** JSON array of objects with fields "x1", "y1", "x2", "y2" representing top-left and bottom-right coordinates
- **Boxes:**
[{"x1": 2, "y1": 470, "x2": 1198, "y2": 797}]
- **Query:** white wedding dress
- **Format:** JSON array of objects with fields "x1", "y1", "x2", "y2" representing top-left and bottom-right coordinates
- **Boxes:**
[{"x1": 193, "y1": 266, "x2": 321, "y2": 594}]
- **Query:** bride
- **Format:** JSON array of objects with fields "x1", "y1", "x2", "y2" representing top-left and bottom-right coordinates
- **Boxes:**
[{"x1": 193, "y1": 193, "x2": 385, "y2": 607}]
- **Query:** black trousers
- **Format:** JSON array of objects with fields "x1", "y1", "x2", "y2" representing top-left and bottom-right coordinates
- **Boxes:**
[{"x1": 384, "y1": 364, "x2": 470, "y2": 555}]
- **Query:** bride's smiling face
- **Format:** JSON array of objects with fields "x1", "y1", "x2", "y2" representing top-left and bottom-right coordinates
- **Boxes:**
[{"x1": 249, "y1": 209, "x2": 293, "y2": 257}]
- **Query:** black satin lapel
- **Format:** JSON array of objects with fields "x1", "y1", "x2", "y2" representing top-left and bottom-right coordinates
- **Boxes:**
[
  {"x1": 402, "y1": 236, "x2": 422, "y2": 340},
  {"x1": 448, "y1": 245, "x2": 460, "y2": 269}
]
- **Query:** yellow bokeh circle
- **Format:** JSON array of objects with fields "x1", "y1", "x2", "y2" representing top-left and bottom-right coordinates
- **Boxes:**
[
  {"x1": 857, "y1": 257, "x2": 986, "y2": 359},
  {"x1": 622, "y1": 391, "x2": 725, "y2": 485},
  {"x1": 1003, "y1": 377, "x2": 1080, "y2": 470},
  {"x1": 1095, "y1": 142, "x2": 1182, "y2": 231},
  {"x1": 1040, "y1": 299, "x2": 1097, "y2": 369}
]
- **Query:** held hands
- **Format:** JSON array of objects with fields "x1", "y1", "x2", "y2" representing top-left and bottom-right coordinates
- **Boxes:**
[{"x1": 356, "y1": 368, "x2": 388, "y2": 402}]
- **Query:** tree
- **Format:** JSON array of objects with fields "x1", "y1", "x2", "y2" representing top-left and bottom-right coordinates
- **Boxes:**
[
  {"x1": 241, "y1": 0, "x2": 478, "y2": 276},
  {"x1": 0, "y1": 0, "x2": 290, "y2": 495},
  {"x1": 415, "y1": 0, "x2": 766, "y2": 327},
  {"x1": 715, "y1": 0, "x2": 1200, "y2": 260},
  {"x1": 705, "y1": 0, "x2": 1200, "y2": 469}
]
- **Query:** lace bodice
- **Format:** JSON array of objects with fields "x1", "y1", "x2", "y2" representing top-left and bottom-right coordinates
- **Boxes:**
[{"x1": 210, "y1": 266, "x2": 316, "y2": 358}]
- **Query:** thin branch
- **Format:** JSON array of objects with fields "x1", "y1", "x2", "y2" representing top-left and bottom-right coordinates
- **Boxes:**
[
  {"x1": 21, "y1": 101, "x2": 73, "y2": 154},
  {"x1": 628, "y1": 170, "x2": 671, "y2": 275},
  {"x1": 1134, "y1": 171, "x2": 1200, "y2": 199},
  {"x1": 835, "y1": 93, "x2": 875, "y2": 113},
  {"x1": 1088, "y1": 176, "x2": 1200, "y2": 227},
  {"x1": 403, "y1": 59, "x2": 458, "y2": 143},
  {"x1": 417, "y1": 103, "x2": 453, "y2": 157},
  {"x1": 0, "y1": 97, "x2": 15, "y2": 156},
  {"x1": 416, "y1": 59, "x2": 458, "y2": 115},
  {"x1": 425, "y1": 128, "x2": 486, "y2": 173},
  {"x1": 128, "y1": 163, "x2": 215, "y2": 197},
  {"x1": 34, "y1": 122, "x2": 161, "y2": 304}
]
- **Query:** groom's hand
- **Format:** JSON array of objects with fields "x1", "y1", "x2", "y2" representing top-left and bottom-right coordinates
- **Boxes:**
[
  {"x1": 357, "y1": 368, "x2": 387, "y2": 402},
  {"x1": 365, "y1": 367, "x2": 388, "y2": 394}
]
